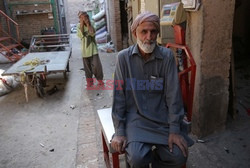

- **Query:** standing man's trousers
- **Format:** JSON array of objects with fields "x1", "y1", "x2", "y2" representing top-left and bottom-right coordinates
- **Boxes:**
[
  {"x1": 82, "y1": 54, "x2": 103, "y2": 81},
  {"x1": 126, "y1": 142, "x2": 187, "y2": 168}
]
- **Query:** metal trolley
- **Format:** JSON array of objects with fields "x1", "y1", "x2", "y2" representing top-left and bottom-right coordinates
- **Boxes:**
[{"x1": 2, "y1": 34, "x2": 72, "y2": 102}]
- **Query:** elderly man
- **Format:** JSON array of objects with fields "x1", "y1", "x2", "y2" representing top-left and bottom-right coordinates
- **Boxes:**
[
  {"x1": 76, "y1": 11, "x2": 104, "y2": 88},
  {"x1": 111, "y1": 11, "x2": 193, "y2": 168}
]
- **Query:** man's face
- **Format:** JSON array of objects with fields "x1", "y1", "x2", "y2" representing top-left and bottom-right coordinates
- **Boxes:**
[
  {"x1": 134, "y1": 22, "x2": 158, "y2": 54},
  {"x1": 79, "y1": 14, "x2": 89, "y2": 25}
]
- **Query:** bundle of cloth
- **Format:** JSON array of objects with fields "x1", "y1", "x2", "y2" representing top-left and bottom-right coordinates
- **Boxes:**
[
  {"x1": 0, "y1": 69, "x2": 19, "y2": 96},
  {"x1": 92, "y1": 9, "x2": 108, "y2": 44},
  {"x1": 92, "y1": 9, "x2": 105, "y2": 22}
]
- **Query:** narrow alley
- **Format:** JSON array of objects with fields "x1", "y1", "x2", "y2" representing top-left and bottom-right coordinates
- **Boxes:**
[
  {"x1": 1, "y1": 33, "x2": 250, "y2": 168},
  {"x1": 0, "y1": 0, "x2": 250, "y2": 167}
]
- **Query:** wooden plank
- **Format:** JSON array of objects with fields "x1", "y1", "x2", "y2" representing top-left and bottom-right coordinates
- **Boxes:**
[
  {"x1": 97, "y1": 108, "x2": 114, "y2": 150},
  {"x1": 29, "y1": 34, "x2": 71, "y2": 53},
  {"x1": 0, "y1": 37, "x2": 11, "y2": 42},
  {"x1": 34, "y1": 40, "x2": 69, "y2": 45},
  {"x1": 2, "y1": 51, "x2": 71, "y2": 76},
  {"x1": 0, "y1": 44, "x2": 19, "y2": 51},
  {"x1": 32, "y1": 44, "x2": 70, "y2": 48}
]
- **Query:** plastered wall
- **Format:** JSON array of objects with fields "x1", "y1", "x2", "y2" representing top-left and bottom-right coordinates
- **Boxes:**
[
  {"x1": 186, "y1": 0, "x2": 235, "y2": 137},
  {"x1": 6, "y1": 0, "x2": 56, "y2": 43}
]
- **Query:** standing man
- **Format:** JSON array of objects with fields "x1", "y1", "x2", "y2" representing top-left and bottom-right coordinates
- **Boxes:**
[
  {"x1": 77, "y1": 11, "x2": 104, "y2": 88},
  {"x1": 111, "y1": 11, "x2": 193, "y2": 168}
]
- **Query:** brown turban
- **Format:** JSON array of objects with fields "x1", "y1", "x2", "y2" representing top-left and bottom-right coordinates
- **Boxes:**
[
  {"x1": 131, "y1": 11, "x2": 160, "y2": 34},
  {"x1": 78, "y1": 11, "x2": 88, "y2": 18}
]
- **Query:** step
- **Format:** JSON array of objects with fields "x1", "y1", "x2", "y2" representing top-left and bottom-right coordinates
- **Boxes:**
[
  {"x1": 0, "y1": 44, "x2": 20, "y2": 51},
  {"x1": 0, "y1": 37, "x2": 11, "y2": 42},
  {"x1": 1, "y1": 50, "x2": 26, "y2": 62}
]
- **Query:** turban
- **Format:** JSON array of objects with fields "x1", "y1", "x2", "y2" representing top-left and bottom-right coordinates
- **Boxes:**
[
  {"x1": 131, "y1": 11, "x2": 160, "y2": 34},
  {"x1": 78, "y1": 11, "x2": 88, "y2": 18}
]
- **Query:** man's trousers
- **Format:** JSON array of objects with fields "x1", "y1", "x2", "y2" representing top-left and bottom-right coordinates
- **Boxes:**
[{"x1": 126, "y1": 141, "x2": 187, "y2": 168}]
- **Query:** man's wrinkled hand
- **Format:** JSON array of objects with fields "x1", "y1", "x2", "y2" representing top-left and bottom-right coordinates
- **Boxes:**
[
  {"x1": 111, "y1": 135, "x2": 127, "y2": 153},
  {"x1": 168, "y1": 133, "x2": 188, "y2": 157}
]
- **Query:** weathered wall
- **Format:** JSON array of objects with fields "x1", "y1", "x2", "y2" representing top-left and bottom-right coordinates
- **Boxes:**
[
  {"x1": 185, "y1": 7, "x2": 203, "y2": 136},
  {"x1": 233, "y1": 0, "x2": 250, "y2": 60},
  {"x1": 5, "y1": 0, "x2": 57, "y2": 43},
  {"x1": 65, "y1": 0, "x2": 99, "y2": 33},
  {"x1": 16, "y1": 14, "x2": 54, "y2": 41},
  {"x1": 64, "y1": 0, "x2": 82, "y2": 32},
  {"x1": 0, "y1": 1, "x2": 6, "y2": 36},
  {"x1": 106, "y1": 0, "x2": 122, "y2": 51},
  {"x1": 186, "y1": 1, "x2": 235, "y2": 137},
  {"x1": 0, "y1": 1, "x2": 4, "y2": 11}
]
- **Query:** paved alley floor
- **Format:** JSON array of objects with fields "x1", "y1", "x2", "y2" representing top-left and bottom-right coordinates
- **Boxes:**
[
  {"x1": 0, "y1": 33, "x2": 250, "y2": 168},
  {"x1": 0, "y1": 33, "x2": 117, "y2": 168},
  {"x1": 0, "y1": 34, "x2": 104, "y2": 168}
]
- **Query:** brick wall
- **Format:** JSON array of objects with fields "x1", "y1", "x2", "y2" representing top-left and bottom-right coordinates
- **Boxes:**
[
  {"x1": 0, "y1": 1, "x2": 4, "y2": 11},
  {"x1": 0, "y1": 1, "x2": 7, "y2": 36},
  {"x1": 6, "y1": 0, "x2": 57, "y2": 43},
  {"x1": 107, "y1": 0, "x2": 122, "y2": 51},
  {"x1": 17, "y1": 14, "x2": 54, "y2": 42}
]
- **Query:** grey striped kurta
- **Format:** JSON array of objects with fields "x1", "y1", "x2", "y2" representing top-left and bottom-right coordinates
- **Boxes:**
[{"x1": 112, "y1": 44, "x2": 193, "y2": 146}]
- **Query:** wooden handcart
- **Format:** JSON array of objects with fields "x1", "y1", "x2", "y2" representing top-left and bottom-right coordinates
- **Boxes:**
[{"x1": 2, "y1": 34, "x2": 72, "y2": 102}]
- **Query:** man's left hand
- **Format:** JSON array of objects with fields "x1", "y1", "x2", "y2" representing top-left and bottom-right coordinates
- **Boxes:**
[{"x1": 168, "y1": 133, "x2": 188, "y2": 157}]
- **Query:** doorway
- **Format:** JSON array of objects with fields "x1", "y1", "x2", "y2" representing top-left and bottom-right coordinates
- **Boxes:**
[{"x1": 230, "y1": 0, "x2": 250, "y2": 118}]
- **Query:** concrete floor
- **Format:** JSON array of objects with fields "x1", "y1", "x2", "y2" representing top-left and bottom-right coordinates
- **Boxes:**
[
  {"x1": 1, "y1": 24, "x2": 250, "y2": 168},
  {"x1": 0, "y1": 34, "x2": 117, "y2": 168},
  {"x1": 1, "y1": 34, "x2": 250, "y2": 168},
  {"x1": 0, "y1": 34, "x2": 83, "y2": 168}
]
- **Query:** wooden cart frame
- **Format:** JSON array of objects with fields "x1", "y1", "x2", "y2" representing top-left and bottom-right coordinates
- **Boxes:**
[{"x1": 2, "y1": 34, "x2": 72, "y2": 101}]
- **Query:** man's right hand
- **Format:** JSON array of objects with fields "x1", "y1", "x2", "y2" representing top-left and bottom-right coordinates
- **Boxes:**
[
  {"x1": 80, "y1": 19, "x2": 84, "y2": 30},
  {"x1": 111, "y1": 135, "x2": 127, "y2": 153}
]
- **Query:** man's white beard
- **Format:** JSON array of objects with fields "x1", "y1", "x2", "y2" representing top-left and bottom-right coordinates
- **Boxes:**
[{"x1": 137, "y1": 39, "x2": 156, "y2": 53}]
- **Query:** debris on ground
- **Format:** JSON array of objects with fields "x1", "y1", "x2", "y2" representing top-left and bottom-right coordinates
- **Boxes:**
[
  {"x1": 0, "y1": 69, "x2": 20, "y2": 96},
  {"x1": 97, "y1": 41, "x2": 115, "y2": 53},
  {"x1": 49, "y1": 149, "x2": 54, "y2": 152},
  {"x1": 47, "y1": 85, "x2": 58, "y2": 95},
  {"x1": 196, "y1": 139, "x2": 206, "y2": 143},
  {"x1": 224, "y1": 147, "x2": 230, "y2": 153},
  {"x1": 70, "y1": 24, "x2": 77, "y2": 33},
  {"x1": 97, "y1": 96, "x2": 104, "y2": 100},
  {"x1": 40, "y1": 143, "x2": 45, "y2": 148},
  {"x1": 70, "y1": 105, "x2": 76, "y2": 109},
  {"x1": 102, "y1": 105, "x2": 109, "y2": 108}
]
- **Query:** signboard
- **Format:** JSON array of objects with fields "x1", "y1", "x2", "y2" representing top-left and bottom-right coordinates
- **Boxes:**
[
  {"x1": 181, "y1": 0, "x2": 201, "y2": 11},
  {"x1": 160, "y1": 2, "x2": 186, "y2": 26}
]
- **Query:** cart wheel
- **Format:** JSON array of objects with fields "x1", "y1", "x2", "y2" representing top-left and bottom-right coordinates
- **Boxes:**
[
  {"x1": 35, "y1": 76, "x2": 45, "y2": 97},
  {"x1": 40, "y1": 74, "x2": 47, "y2": 87},
  {"x1": 66, "y1": 61, "x2": 70, "y2": 72},
  {"x1": 64, "y1": 71, "x2": 69, "y2": 80}
]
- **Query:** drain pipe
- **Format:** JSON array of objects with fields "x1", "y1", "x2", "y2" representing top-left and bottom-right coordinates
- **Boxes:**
[{"x1": 50, "y1": 0, "x2": 59, "y2": 33}]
